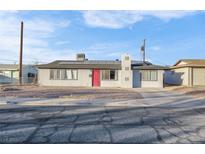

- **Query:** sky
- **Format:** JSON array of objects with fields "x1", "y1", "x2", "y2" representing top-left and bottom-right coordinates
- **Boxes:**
[{"x1": 0, "y1": 10, "x2": 205, "y2": 65}]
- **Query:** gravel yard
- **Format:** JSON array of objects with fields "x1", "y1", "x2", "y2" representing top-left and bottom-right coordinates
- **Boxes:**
[
  {"x1": 167, "y1": 86, "x2": 205, "y2": 99},
  {"x1": 0, "y1": 85, "x2": 142, "y2": 100}
]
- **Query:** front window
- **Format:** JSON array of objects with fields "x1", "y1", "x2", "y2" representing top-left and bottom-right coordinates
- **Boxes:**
[
  {"x1": 101, "y1": 70, "x2": 118, "y2": 80},
  {"x1": 141, "y1": 70, "x2": 158, "y2": 81},
  {"x1": 50, "y1": 69, "x2": 78, "y2": 80}
]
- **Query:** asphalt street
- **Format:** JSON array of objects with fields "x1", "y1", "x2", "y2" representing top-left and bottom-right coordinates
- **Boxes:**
[{"x1": 1, "y1": 89, "x2": 205, "y2": 143}]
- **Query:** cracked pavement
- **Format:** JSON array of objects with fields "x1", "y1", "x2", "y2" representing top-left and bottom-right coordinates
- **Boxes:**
[{"x1": 1, "y1": 89, "x2": 205, "y2": 143}]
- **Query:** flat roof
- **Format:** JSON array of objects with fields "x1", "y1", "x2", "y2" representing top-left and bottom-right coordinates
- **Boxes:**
[
  {"x1": 37, "y1": 59, "x2": 169, "y2": 70},
  {"x1": 37, "y1": 60, "x2": 122, "y2": 69},
  {"x1": 132, "y1": 65, "x2": 170, "y2": 70},
  {"x1": 0, "y1": 64, "x2": 19, "y2": 71}
]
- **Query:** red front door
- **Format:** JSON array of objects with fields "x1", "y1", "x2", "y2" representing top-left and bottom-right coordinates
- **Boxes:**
[{"x1": 92, "y1": 69, "x2": 100, "y2": 87}]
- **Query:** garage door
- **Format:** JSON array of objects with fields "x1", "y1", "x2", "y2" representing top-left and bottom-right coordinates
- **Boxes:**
[{"x1": 193, "y1": 68, "x2": 205, "y2": 86}]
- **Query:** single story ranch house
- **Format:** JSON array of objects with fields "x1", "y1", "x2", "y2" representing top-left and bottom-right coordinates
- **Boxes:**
[
  {"x1": 37, "y1": 53, "x2": 169, "y2": 88},
  {"x1": 165, "y1": 59, "x2": 205, "y2": 86}
]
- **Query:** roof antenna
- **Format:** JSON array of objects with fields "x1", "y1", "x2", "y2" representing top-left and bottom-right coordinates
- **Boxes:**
[{"x1": 140, "y1": 39, "x2": 146, "y2": 63}]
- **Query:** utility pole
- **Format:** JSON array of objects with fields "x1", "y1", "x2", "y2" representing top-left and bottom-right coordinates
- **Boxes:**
[
  {"x1": 143, "y1": 39, "x2": 146, "y2": 62},
  {"x1": 19, "y1": 21, "x2": 23, "y2": 85},
  {"x1": 140, "y1": 39, "x2": 146, "y2": 62}
]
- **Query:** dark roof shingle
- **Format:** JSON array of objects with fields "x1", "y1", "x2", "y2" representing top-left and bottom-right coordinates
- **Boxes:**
[
  {"x1": 37, "y1": 59, "x2": 168, "y2": 70},
  {"x1": 37, "y1": 60, "x2": 122, "y2": 69},
  {"x1": 132, "y1": 65, "x2": 169, "y2": 70}
]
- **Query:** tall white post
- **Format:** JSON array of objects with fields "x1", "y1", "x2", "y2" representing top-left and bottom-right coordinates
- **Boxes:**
[{"x1": 121, "y1": 54, "x2": 133, "y2": 88}]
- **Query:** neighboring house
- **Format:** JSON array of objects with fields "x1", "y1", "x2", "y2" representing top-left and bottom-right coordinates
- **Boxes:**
[
  {"x1": 0, "y1": 64, "x2": 37, "y2": 84},
  {"x1": 0, "y1": 64, "x2": 19, "y2": 84},
  {"x1": 37, "y1": 53, "x2": 168, "y2": 88},
  {"x1": 164, "y1": 59, "x2": 205, "y2": 86}
]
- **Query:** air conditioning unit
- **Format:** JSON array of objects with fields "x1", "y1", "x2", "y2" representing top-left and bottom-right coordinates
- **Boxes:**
[{"x1": 76, "y1": 53, "x2": 85, "y2": 61}]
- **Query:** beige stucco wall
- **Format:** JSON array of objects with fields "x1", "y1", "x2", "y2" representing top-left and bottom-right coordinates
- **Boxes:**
[
  {"x1": 38, "y1": 69, "x2": 92, "y2": 87},
  {"x1": 193, "y1": 68, "x2": 205, "y2": 86},
  {"x1": 165, "y1": 67, "x2": 205, "y2": 86},
  {"x1": 141, "y1": 70, "x2": 164, "y2": 88},
  {"x1": 12, "y1": 71, "x2": 19, "y2": 84}
]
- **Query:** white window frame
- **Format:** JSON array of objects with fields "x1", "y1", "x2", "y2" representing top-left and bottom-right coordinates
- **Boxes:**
[
  {"x1": 101, "y1": 70, "x2": 118, "y2": 81},
  {"x1": 141, "y1": 70, "x2": 158, "y2": 81},
  {"x1": 50, "y1": 69, "x2": 78, "y2": 80}
]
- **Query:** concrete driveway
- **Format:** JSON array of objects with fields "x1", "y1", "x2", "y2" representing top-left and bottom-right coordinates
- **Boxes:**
[{"x1": 1, "y1": 88, "x2": 205, "y2": 143}]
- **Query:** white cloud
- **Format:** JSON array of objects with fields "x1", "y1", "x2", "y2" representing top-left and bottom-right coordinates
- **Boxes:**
[
  {"x1": 55, "y1": 40, "x2": 70, "y2": 46},
  {"x1": 144, "y1": 11, "x2": 196, "y2": 21},
  {"x1": 0, "y1": 11, "x2": 71, "y2": 64},
  {"x1": 84, "y1": 42, "x2": 131, "y2": 59},
  {"x1": 83, "y1": 11, "x2": 143, "y2": 29},
  {"x1": 25, "y1": 19, "x2": 70, "y2": 35},
  {"x1": 87, "y1": 42, "x2": 127, "y2": 51},
  {"x1": 83, "y1": 11, "x2": 197, "y2": 29},
  {"x1": 149, "y1": 46, "x2": 161, "y2": 51},
  {"x1": 23, "y1": 47, "x2": 76, "y2": 64}
]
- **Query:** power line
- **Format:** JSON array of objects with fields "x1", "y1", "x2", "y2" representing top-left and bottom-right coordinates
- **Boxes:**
[
  {"x1": 0, "y1": 59, "x2": 18, "y2": 62},
  {"x1": 146, "y1": 55, "x2": 169, "y2": 66},
  {"x1": 0, "y1": 58, "x2": 49, "y2": 64}
]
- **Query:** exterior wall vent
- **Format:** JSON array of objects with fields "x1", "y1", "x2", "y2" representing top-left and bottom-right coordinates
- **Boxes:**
[{"x1": 125, "y1": 56, "x2": 129, "y2": 61}]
